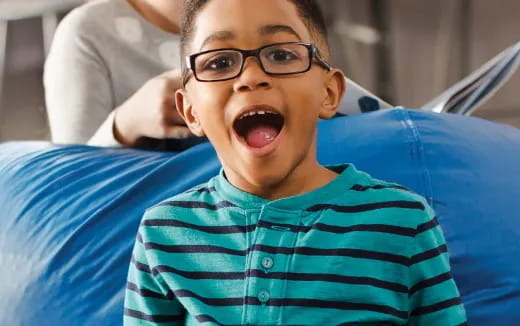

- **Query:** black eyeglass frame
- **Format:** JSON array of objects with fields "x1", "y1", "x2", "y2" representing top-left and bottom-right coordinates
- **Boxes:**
[{"x1": 182, "y1": 42, "x2": 332, "y2": 85}]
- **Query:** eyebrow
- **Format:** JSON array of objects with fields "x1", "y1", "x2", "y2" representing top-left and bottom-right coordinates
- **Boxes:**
[
  {"x1": 199, "y1": 31, "x2": 235, "y2": 51},
  {"x1": 259, "y1": 24, "x2": 302, "y2": 41},
  {"x1": 199, "y1": 24, "x2": 302, "y2": 51}
]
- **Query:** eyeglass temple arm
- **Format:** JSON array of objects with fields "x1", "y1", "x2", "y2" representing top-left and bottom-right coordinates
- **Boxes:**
[
  {"x1": 314, "y1": 47, "x2": 332, "y2": 71},
  {"x1": 182, "y1": 57, "x2": 193, "y2": 86}
]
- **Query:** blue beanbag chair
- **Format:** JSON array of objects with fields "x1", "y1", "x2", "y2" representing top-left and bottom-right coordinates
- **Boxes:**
[{"x1": 0, "y1": 109, "x2": 519, "y2": 325}]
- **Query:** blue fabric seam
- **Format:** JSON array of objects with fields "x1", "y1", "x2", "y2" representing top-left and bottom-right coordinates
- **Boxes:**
[{"x1": 396, "y1": 109, "x2": 434, "y2": 206}]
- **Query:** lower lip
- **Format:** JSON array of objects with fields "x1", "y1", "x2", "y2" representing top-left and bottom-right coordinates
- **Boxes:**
[{"x1": 234, "y1": 126, "x2": 284, "y2": 157}]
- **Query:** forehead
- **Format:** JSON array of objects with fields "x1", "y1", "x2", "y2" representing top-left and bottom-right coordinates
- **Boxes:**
[{"x1": 191, "y1": 0, "x2": 312, "y2": 52}]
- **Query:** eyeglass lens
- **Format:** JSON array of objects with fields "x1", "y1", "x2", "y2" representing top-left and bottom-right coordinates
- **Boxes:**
[{"x1": 194, "y1": 43, "x2": 311, "y2": 81}]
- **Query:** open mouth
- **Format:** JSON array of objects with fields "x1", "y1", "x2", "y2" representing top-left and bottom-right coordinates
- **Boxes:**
[{"x1": 233, "y1": 110, "x2": 285, "y2": 149}]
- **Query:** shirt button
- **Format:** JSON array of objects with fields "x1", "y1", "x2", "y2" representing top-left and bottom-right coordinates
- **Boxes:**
[
  {"x1": 258, "y1": 289, "x2": 270, "y2": 303},
  {"x1": 261, "y1": 256, "x2": 274, "y2": 270}
]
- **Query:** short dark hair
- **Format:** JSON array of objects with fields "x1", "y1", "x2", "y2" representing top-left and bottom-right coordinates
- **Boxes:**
[{"x1": 180, "y1": 0, "x2": 329, "y2": 67}]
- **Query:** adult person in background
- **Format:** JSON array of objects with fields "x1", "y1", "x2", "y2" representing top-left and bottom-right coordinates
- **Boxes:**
[{"x1": 44, "y1": 0, "x2": 202, "y2": 150}]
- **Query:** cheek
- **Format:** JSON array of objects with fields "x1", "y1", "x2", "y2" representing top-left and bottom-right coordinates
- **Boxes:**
[
  {"x1": 289, "y1": 86, "x2": 323, "y2": 121},
  {"x1": 286, "y1": 72, "x2": 324, "y2": 112},
  {"x1": 194, "y1": 84, "x2": 228, "y2": 111},
  {"x1": 190, "y1": 85, "x2": 232, "y2": 139}
]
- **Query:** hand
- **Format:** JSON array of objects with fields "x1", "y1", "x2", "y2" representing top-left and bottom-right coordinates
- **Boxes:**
[{"x1": 113, "y1": 68, "x2": 191, "y2": 146}]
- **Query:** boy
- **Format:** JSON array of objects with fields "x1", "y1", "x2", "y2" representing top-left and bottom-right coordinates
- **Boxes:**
[{"x1": 124, "y1": 0, "x2": 467, "y2": 325}]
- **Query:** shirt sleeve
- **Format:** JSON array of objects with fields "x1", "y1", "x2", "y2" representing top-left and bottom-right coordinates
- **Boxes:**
[
  {"x1": 44, "y1": 9, "x2": 120, "y2": 146},
  {"x1": 87, "y1": 110, "x2": 120, "y2": 147},
  {"x1": 407, "y1": 201, "x2": 467, "y2": 326},
  {"x1": 124, "y1": 224, "x2": 185, "y2": 325}
]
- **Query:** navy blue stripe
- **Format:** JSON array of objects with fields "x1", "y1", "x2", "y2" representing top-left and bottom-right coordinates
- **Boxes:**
[
  {"x1": 190, "y1": 187, "x2": 216, "y2": 193},
  {"x1": 143, "y1": 219, "x2": 251, "y2": 234},
  {"x1": 306, "y1": 200, "x2": 425, "y2": 213},
  {"x1": 143, "y1": 265, "x2": 407, "y2": 293},
  {"x1": 131, "y1": 256, "x2": 152, "y2": 274},
  {"x1": 152, "y1": 265, "x2": 244, "y2": 280},
  {"x1": 151, "y1": 200, "x2": 237, "y2": 210},
  {"x1": 124, "y1": 308, "x2": 184, "y2": 323},
  {"x1": 258, "y1": 220, "x2": 416, "y2": 237},
  {"x1": 126, "y1": 282, "x2": 173, "y2": 300},
  {"x1": 252, "y1": 297, "x2": 408, "y2": 320},
  {"x1": 416, "y1": 216, "x2": 440, "y2": 234},
  {"x1": 337, "y1": 323, "x2": 394, "y2": 326},
  {"x1": 183, "y1": 187, "x2": 217, "y2": 194},
  {"x1": 195, "y1": 314, "x2": 219, "y2": 324},
  {"x1": 174, "y1": 289, "x2": 244, "y2": 306},
  {"x1": 174, "y1": 290, "x2": 407, "y2": 319},
  {"x1": 195, "y1": 314, "x2": 226, "y2": 325},
  {"x1": 310, "y1": 222, "x2": 416, "y2": 237},
  {"x1": 194, "y1": 314, "x2": 355, "y2": 326},
  {"x1": 254, "y1": 245, "x2": 410, "y2": 266},
  {"x1": 410, "y1": 297, "x2": 463, "y2": 316},
  {"x1": 409, "y1": 272, "x2": 453, "y2": 296},
  {"x1": 143, "y1": 242, "x2": 410, "y2": 265},
  {"x1": 410, "y1": 244, "x2": 447, "y2": 265},
  {"x1": 194, "y1": 315, "x2": 270, "y2": 326},
  {"x1": 144, "y1": 243, "x2": 246, "y2": 256},
  {"x1": 350, "y1": 184, "x2": 409, "y2": 192},
  {"x1": 143, "y1": 219, "x2": 415, "y2": 237},
  {"x1": 246, "y1": 269, "x2": 408, "y2": 293}
]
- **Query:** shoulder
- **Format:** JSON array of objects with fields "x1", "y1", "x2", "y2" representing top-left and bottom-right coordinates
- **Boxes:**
[
  {"x1": 54, "y1": 0, "x2": 130, "y2": 43},
  {"x1": 58, "y1": 1, "x2": 110, "y2": 35},
  {"x1": 325, "y1": 165, "x2": 434, "y2": 229},
  {"x1": 49, "y1": 0, "x2": 114, "y2": 59},
  {"x1": 142, "y1": 178, "x2": 224, "y2": 221},
  {"x1": 352, "y1": 169, "x2": 424, "y2": 202}
]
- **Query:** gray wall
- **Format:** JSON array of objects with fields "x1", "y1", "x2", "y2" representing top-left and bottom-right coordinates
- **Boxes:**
[
  {"x1": 325, "y1": 0, "x2": 520, "y2": 126},
  {"x1": 1, "y1": 17, "x2": 48, "y2": 141}
]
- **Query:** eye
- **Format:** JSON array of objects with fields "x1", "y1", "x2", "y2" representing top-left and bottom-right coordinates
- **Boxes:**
[
  {"x1": 201, "y1": 53, "x2": 236, "y2": 72},
  {"x1": 265, "y1": 48, "x2": 299, "y2": 63}
]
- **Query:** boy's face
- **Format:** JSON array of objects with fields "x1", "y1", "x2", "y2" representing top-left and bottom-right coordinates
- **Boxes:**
[{"x1": 176, "y1": 0, "x2": 345, "y2": 195}]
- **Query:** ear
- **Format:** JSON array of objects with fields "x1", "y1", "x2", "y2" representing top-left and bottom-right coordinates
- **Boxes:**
[
  {"x1": 319, "y1": 69, "x2": 347, "y2": 119},
  {"x1": 175, "y1": 88, "x2": 205, "y2": 137}
]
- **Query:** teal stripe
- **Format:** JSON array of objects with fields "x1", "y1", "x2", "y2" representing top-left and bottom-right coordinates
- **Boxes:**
[{"x1": 142, "y1": 227, "x2": 248, "y2": 249}]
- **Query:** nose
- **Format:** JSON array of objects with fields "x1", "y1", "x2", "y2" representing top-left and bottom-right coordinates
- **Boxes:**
[{"x1": 233, "y1": 57, "x2": 271, "y2": 92}]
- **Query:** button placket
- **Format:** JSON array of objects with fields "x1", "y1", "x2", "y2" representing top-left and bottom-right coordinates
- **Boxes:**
[{"x1": 243, "y1": 207, "x2": 301, "y2": 325}]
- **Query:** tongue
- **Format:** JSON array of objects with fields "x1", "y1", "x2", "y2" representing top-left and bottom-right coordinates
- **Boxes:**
[{"x1": 245, "y1": 125, "x2": 279, "y2": 148}]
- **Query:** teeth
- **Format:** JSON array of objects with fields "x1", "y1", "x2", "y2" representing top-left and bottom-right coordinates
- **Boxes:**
[{"x1": 238, "y1": 110, "x2": 274, "y2": 120}]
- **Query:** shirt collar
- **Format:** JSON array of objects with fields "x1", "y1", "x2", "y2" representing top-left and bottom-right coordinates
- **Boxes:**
[{"x1": 213, "y1": 164, "x2": 359, "y2": 212}]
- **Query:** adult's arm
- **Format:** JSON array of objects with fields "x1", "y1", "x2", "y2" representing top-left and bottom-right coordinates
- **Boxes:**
[{"x1": 44, "y1": 8, "x2": 119, "y2": 146}]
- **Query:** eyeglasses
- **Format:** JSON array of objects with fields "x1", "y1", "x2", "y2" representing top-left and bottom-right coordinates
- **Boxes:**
[{"x1": 183, "y1": 42, "x2": 332, "y2": 85}]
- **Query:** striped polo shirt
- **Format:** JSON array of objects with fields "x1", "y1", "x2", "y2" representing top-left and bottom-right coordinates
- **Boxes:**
[{"x1": 124, "y1": 164, "x2": 467, "y2": 325}]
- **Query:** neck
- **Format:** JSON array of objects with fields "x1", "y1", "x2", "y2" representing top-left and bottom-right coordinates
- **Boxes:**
[
  {"x1": 126, "y1": 0, "x2": 182, "y2": 34},
  {"x1": 265, "y1": 164, "x2": 338, "y2": 201},
  {"x1": 227, "y1": 159, "x2": 338, "y2": 201}
]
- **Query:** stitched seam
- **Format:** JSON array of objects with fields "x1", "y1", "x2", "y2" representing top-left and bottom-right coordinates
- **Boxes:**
[{"x1": 396, "y1": 108, "x2": 434, "y2": 205}]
